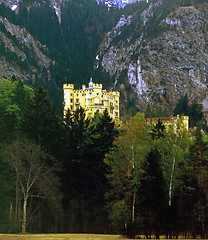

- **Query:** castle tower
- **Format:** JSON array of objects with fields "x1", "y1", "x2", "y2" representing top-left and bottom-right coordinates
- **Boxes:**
[{"x1": 63, "y1": 83, "x2": 74, "y2": 114}]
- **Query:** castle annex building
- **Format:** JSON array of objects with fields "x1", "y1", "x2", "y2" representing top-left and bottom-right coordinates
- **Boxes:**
[
  {"x1": 145, "y1": 115, "x2": 189, "y2": 131},
  {"x1": 63, "y1": 78, "x2": 120, "y2": 120}
]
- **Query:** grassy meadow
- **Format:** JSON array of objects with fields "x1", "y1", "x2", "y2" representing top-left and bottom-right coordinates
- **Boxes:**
[
  {"x1": 0, "y1": 234, "x2": 204, "y2": 240},
  {"x1": 0, "y1": 234, "x2": 130, "y2": 240},
  {"x1": 0, "y1": 233, "x2": 206, "y2": 240}
]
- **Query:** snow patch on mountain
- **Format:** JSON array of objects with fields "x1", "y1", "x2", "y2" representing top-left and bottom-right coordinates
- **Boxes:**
[
  {"x1": 51, "y1": 0, "x2": 62, "y2": 23},
  {"x1": 11, "y1": 5, "x2": 18, "y2": 11},
  {"x1": 97, "y1": 0, "x2": 147, "y2": 8},
  {"x1": 116, "y1": 15, "x2": 132, "y2": 28},
  {"x1": 141, "y1": 0, "x2": 163, "y2": 25},
  {"x1": 128, "y1": 59, "x2": 150, "y2": 101}
]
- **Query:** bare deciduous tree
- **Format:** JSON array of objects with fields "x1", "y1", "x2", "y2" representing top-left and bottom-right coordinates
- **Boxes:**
[{"x1": 5, "y1": 137, "x2": 61, "y2": 233}]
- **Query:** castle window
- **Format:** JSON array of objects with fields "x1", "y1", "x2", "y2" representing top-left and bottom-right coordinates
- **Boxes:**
[
  {"x1": 94, "y1": 98, "x2": 99, "y2": 104},
  {"x1": 71, "y1": 99, "x2": 73, "y2": 103},
  {"x1": 77, "y1": 94, "x2": 79, "y2": 97},
  {"x1": 115, "y1": 112, "x2": 118, "y2": 117},
  {"x1": 110, "y1": 102, "x2": 114, "y2": 114}
]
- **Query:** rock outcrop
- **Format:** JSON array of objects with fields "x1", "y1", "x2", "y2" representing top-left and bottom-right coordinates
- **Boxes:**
[{"x1": 96, "y1": 1, "x2": 208, "y2": 112}]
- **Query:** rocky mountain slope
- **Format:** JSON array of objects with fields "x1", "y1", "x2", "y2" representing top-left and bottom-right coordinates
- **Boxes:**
[
  {"x1": 0, "y1": 0, "x2": 63, "y2": 22},
  {"x1": 0, "y1": 15, "x2": 54, "y2": 82},
  {"x1": 0, "y1": 0, "x2": 207, "y2": 115},
  {"x1": 96, "y1": 0, "x2": 208, "y2": 113}
]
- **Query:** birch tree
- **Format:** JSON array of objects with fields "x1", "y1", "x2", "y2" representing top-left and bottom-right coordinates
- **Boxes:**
[
  {"x1": 156, "y1": 118, "x2": 191, "y2": 207},
  {"x1": 154, "y1": 118, "x2": 192, "y2": 238},
  {"x1": 4, "y1": 137, "x2": 61, "y2": 233},
  {"x1": 105, "y1": 117, "x2": 150, "y2": 238}
]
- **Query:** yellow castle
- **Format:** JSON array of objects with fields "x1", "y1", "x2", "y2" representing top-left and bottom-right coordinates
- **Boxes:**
[{"x1": 63, "y1": 78, "x2": 120, "y2": 120}]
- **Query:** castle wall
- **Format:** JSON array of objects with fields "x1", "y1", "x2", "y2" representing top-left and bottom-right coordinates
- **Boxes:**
[{"x1": 145, "y1": 115, "x2": 189, "y2": 131}]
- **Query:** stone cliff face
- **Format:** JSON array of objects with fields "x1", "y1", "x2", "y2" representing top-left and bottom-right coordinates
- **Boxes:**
[
  {"x1": 96, "y1": 1, "x2": 208, "y2": 113},
  {"x1": 0, "y1": 0, "x2": 63, "y2": 23},
  {"x1": 0, "y1": 16, "x2": 54, "y2": 82}
]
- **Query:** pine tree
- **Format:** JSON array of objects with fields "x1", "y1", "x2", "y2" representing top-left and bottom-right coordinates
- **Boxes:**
[
  {"x1": 151, "y1": 118, "x2": 166, "y2": 139},
  {"x1": 82, "y1": 109, "x2": 118, "y2": 232},
  {"x1": 139, "y1": 148, "x2": 168, "y2": 239},
  {"x1": 189, "y1": 128, "x2": 208, "y2": 238},
  {"x1": 26, "y1": 85, "x2": 62, "y2": 157}
]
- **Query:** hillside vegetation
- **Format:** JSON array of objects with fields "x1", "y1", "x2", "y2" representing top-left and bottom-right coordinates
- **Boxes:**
[
  {"x1": 0, "y1": 0, "x2": 207, "y2": 114},
  {"x1": 0, "y1": 0, "x2": 121, "y2": 111}
]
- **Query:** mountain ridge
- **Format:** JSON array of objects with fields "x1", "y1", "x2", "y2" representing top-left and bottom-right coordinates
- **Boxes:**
[
  {"x1": 95, "y1": 0, "x2": 208, "y2": 114},
  {"x1": 0, "y1": 0, "x2": 207, "y2": 116}
]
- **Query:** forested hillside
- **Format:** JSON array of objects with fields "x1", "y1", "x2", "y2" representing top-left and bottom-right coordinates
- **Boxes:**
[
  {"x1": 0, "y1": 0, "x2": 121, "y2": 112},
  {"x1": 0, "y1": 0, "x2": 207, "y2": 115},
  {"x1": 1, "y1": 77, "x2": 208, "y2": 238}
]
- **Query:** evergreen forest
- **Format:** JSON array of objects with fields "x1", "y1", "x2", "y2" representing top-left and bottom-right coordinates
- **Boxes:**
[{"x1": 1, "y1": 77, "x2": 208, "y2": 239}]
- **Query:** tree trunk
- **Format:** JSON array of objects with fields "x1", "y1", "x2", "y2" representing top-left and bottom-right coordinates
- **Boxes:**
[
  {"x1": 198, "y1": 149, "x2": 204, "y2": 189},
  {"x1": 9, "y1": 202, "x2": 13, "y2": 233},
  {"x1": 169, "y1": 155, "x2": 176, "y2": 207},
  {"x1": 132, "y1": 188, "x2": 136, "y2": 224},
  {"x1": 22, "y1": 195, "x2": 28, "y2": 233},
  {"x1": 131, "y1": 144, "x2": 135, "y2": 224},
  {"x1": 15, "y1": 179, "x2": 20, "y2": 231}
]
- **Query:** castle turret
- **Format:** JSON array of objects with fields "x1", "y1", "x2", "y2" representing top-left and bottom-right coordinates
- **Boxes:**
[
  {"x1": 63, "y1": 84, "x2": 74, "y2": 114},
  {"x1": 89, "y1": 77, "x2": 93, "y2": 89}
]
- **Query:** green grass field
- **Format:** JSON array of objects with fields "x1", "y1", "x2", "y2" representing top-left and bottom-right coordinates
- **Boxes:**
[{"x1": 0, "y1": 234, "x2": 129, "y2": 240}]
